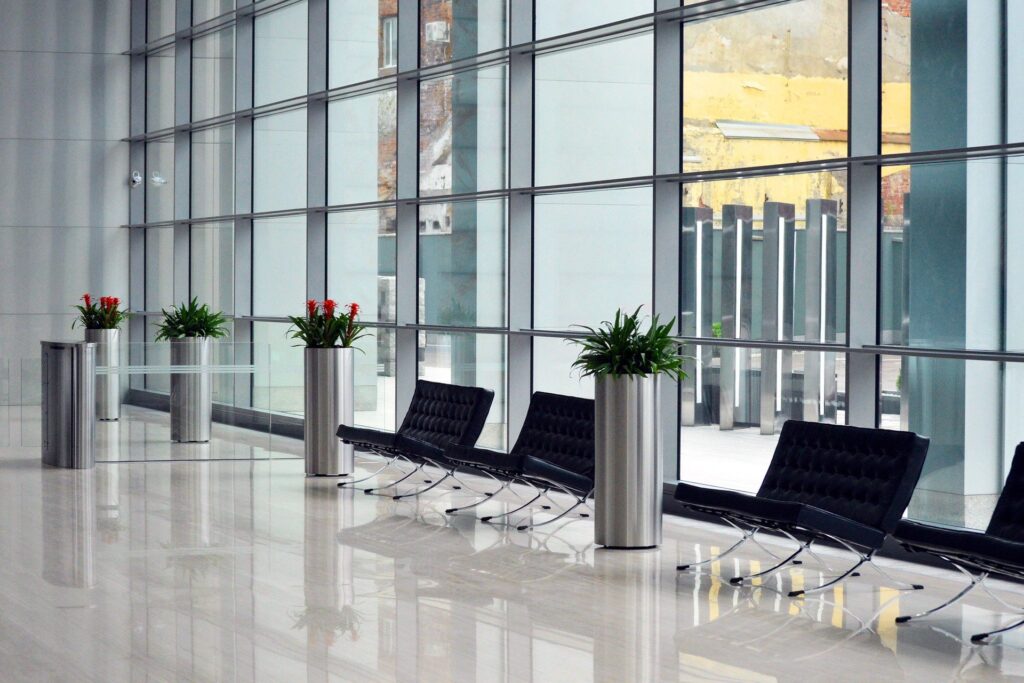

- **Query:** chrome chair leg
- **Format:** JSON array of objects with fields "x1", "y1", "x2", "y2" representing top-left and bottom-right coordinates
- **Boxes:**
[
  {"x1": 896, "y1": 574, "x2": 983, "y2": 624},
  {"x1": 972, "y1": 615, "x2": 1024, "y2": 644},
  {"x1": 338, "y1": 454, "x2": 399, "y2": 487},
  {"x1": 392, "y1": 471, "x2": 454, "y2": 500},
  {"x1": 481, "y1": 488, "x2": 546, "y2": 523},
  {"x1": 678, "y1": 532, "x2": 753, "y2": 572},
  {"x1": 363, "y1": 462, "x2": 424, "y2": 496},
  {"x1": 515, "y1": 498, "x2": 586, "y2": 531},
  {"x1": 789, "y1": 555, "x2": 868, "y2": 597},
  {"x1": 445, "y1": 480, "x2": 509, "y2": 515},
  {"x1": 732, "y1": 543, "x2": 808, "y2": 586}
]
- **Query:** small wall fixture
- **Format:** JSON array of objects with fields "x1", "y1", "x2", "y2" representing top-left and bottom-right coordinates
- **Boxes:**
[{"x1": 130, "y1": 170, "x2": 143, "y2": 188}]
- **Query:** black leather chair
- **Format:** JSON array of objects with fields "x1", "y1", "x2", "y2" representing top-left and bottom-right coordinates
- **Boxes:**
[
  {"x1": 336, "y1": 379, "x2": 494, "y2": 499},
  {"x1": 894, "y1": 442, "x2": 1024, "y2": 643},
  {"x1": 444, "y1": 391, "x2": 595, "y2": 530},
  {"x1": 674, "y1": 420, "x2": 930, "y2": 597}
]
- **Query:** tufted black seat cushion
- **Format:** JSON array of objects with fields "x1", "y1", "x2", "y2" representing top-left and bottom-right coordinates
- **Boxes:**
[
  {"x1": 673, "y1": 420, "x2": 929, "y2": 551},
  {"x1": 895, "y1": 443, "x2": 1024, "y2": 573},
  {"x1": 513, "y1": 392, "x2": 595, "y2": 479},
  {"x1": 337, "y1": 424, "x2": 398, "y2": 451}
]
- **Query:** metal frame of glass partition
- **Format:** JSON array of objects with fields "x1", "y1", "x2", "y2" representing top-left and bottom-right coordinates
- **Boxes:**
[{"x1": 125, "y1": 0, "x2": 1024, "y2": 527}]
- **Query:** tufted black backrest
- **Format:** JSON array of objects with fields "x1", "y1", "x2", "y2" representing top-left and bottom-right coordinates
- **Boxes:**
[
  {"x1": 757, "y1": 421, "x2": 929, "y2": 532},
  {"x1": 398, "y1": 380, "x2": 494, "y2": 448},
  {"x1": 986, "y1": 443, "x2": 1024, "y2": 542},
  {"x1": 513, "y1": 392, "x2": 595, "y2": 477}
]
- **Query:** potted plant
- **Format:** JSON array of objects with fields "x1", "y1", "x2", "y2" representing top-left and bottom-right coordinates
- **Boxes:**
[
  {"x1": 289, "y1": 299, "x2": 368, "y2": 477},
  {"x1": 571, "y1": 306, "x2": 688, "y2": 549},
  {"x1": 155, "y1": 298, "x2": 228, "y2": 443},
  {"x1": 74, "y1": 293, "x2": 129, "y2": 421}
]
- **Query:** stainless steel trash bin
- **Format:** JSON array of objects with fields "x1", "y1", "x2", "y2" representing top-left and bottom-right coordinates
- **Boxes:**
[{"x1": 41, "y1": 340, "x2": 96, "y2": 469}]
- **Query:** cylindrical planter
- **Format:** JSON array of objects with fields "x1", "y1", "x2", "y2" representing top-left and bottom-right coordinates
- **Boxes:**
[
  {"x1": 594, "y1": 374, "x2": 663, "y2": 549},
  {"x1": 170, "y1": 337, "x2": 212, "y2": 443},
  {"x1": 85, "y1": 328, "x2": 120, "y2": 421},
  {"x1": 304, "y1": 347, "x2": 354, "y2": 476}
]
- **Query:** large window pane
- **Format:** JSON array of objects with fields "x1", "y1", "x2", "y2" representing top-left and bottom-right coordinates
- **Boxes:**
[
  {"x1": 681, "y1": 171, "x2": 848, "y2": 345},
  {"x1": 253, "y1": 217, "x2": 306, "y2": 316},
  {"x1": 418, "y1": 199, "x2": 505, "y2": 327},
  {"x1": 327, "y1": 208, "x2": 397, "y2": 324},
  {"x1": 145, "y1": 137, "x2": 175, "y2": 222},
  {"x1": 148, "y1": 0, "x2": 176, "y2": 40},
  {"x1": 535, "y1": 0, "x2": 651, "y2": 39},
  {"x1": 254, "y1": 1, "x2": 308, "y2": 106},
  {"x1": 419, "y1": 0, "x2": 507, "y2": 67},
  {"x1": 328, "y1": 0, "x2": 397, "y2": 88},
  {"x1": 354, "y1": 327, "x2": 396, "y2": 430},
  {"x1": 145, "y1": 227, "x2": 174, "y2": 312},
  {"x1": 190, "y1": 221, "x2": 234, "y2": 315},
  {"x1": 146, "y1": 46, "x2": 175, "y2": 131},
  {"x1": 535, "y1": 33, "x2": 652, "y2": 186},
  {"x1": 419, "y1": 65, "x2": 506, "y2": 197},
  {"x1": 191, "y1": 124, "x2": 234, "y2": 218},
  {"x1": 880, "y1": 158, "x2": 1013, "y2": 352},
  {"x1": 192, "y1": 27, "x2": 234, "y2": 121},
  {"x1": 533, "y1": 336, "x2": 591, "y2": 399},
  {"x1": 683, "y1": 0, "x2": 848, "y2": 172},
  {"x1": 253, "y1": 109, "x2": 307, "y2": 212},
  {"x1": 418, "y1": 332, "x2": 506, "y2": 449},
  {"x1": 880, "y1": 354, "x2": 1022, "y2": 531},
  {"x1": 680, "y1": 344, "x2": 846, "y2": 494},
  {"x1": 533, "y1": 187, "x2": 652, "y2": 330},
  {"x1": 881, "y1": 0, "x2": 1009, "y2": 156},
  {"x1": 253, "y1": 321, "x2": 304, "y2": 415},
  {"x1": 193, "y1": 0, "x2": 234, "y2": 24},
  {"x1": 327, "y1": 90, "x2": 397, "y2": 205}
]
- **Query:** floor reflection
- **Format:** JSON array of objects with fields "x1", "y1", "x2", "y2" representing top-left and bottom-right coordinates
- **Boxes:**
[{"x1": 6, "y1": 437, "x2": 1024, "y2": 680}]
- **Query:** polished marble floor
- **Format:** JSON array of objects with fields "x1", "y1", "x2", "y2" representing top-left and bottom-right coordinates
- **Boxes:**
[{"x1": 4, "y1": 420, "x2": 1024, "y2": 681}]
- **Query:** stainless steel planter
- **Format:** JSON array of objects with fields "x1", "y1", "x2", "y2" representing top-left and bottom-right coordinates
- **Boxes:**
[
  {"x1": 85, "y1": 328, "x2": 120, "y2": 421},
  {"x1": 170, "y1": 337, "x2": 212, "y2": 443},
  {"x1": 304, "y1": 347, "x2": 355, "y2": 476},
  {"x1": 594, "y1": 374, "x2": 663, "y2": 549},
  {"x1": 40, "y1": 340, "x2": 95, "y2": 469}
]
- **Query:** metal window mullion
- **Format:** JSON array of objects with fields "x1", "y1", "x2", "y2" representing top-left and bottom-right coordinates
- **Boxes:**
[
  {"x1": 845, "y1": 0, "x2": 882, "y2": 428},
  {"x1": 654, "y1": 0, "x2": 682, "y2": 481},
  {"x1": 130, "y1": 0, "x2": 148, "y2": 387},
  {"x1": 506, "y1": 0, "x2": 534, "y2": 448},
  {"x1": 233, "y1": 0, "x2": 256, "y2": 408},
  {"x1": 395, "y1": 0, "x2": 421, "y2": 421},
  {"x1": 172, "y1": 0, "x2": 193, "y2": 305},
  {"x1": 307, "y1": 0, "x2": 328, "y2": 302}
]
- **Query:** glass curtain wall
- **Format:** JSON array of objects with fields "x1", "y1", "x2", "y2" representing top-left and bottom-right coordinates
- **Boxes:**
[{"x1": 131, "y1": 0, "x2": 1024, "y2": 531}]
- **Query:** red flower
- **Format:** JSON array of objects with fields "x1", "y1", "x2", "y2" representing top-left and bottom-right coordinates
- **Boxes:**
[
  {"x1": 347, "y1": 302, "x2": 359, "y2": 319},
  {"x1": 323, "y1": 299, "x2": 337, "y2": 318},
  {"x1": 110, "y1": 297, "x2": 120, "y2": 308},
  {"x1": 82, "y1": 293, "x2": 92, "y2": 307},
  {"x1": 306, "y1": 299, "x2": 318, "y2": 318}
]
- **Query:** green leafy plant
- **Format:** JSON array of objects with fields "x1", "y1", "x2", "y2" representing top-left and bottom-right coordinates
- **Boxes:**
[
  {"x1": 289, "y1": 299, "x2": 369, "y2": 349},
  {"x1": 711, "y1": 321, "x2": 723, "y2": 338},
  {"x1": 73, "y1": 293, "x2": 129, "y2": 330},
  {"x1": 154, "y1": 298, "x2": 228, "y2": 340},
  {"x1": 569, "y1": 306, "x2": 689, "y2": 381}
]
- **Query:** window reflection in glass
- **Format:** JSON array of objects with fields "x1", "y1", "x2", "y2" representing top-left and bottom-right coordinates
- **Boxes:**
[
  {"x1": 327, "y1": 208, "x2": 397, "y2": 323},
  {"x1": 418, "y1": 198, "x2": 505, "y2": 327},
  {"x1": 190, "y1": 221, "x2": 234, "y2": 315},
  {"x1": 419, "y1": 65, "x2": 507, "y2": 197},
  {"x1": 327, "y1": 90, "x2": 397, "y2": 205},
  {"x1": 419, "y1": 0, "x2": 507, "y2": 67},
  {"x1": 253, "y1": 109, "x2": 307, "y2": 212},
  {"x1": 329, "y1": 0, "x2": 398, "y2": 88},
  {"x1": 191, "y1": 124, "x2": 234, "y2": 219},
  {"x1": 146, "y1": 46, "x2": 176, "y2": 131},
  {"x1": 192, "y1": 26, "x2": 234, "y2": 121},
  {"x1": 533, "y1": 186, "x2": 652, "y2": 330},
  {"x1": 254, "y1": 1, "x2": 308, "y2": 106},
  {"x1": 534, "y1": 33, "x2": 652, "y2": 186},
  {"x1": 682, "y1": 0, "x2": 848, "y2": 171}
]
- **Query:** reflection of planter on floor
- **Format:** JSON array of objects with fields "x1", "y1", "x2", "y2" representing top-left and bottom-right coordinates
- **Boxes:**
[
  {"x1": 85, "y1": 328, "x2": 120, "y2": 421},
  {"x1": 170, "y1": 337, "x2": 212, "y2": 443}
]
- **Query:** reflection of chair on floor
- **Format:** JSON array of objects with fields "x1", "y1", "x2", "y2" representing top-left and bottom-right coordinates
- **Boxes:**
[
  {"x1": 675, "y1": 595, "x2": 903, "y2": 680},
  {"x1": 444, "y1": 391, "x2": 595, "y2": 530},
  {"x1": 337, "y1": 380, "x2": 493, "y2": 499},
  {"x1": 674, "y1": 420, "x2": 930, "y2": 597},
  {"x1": 894, "y1": 442, "x2": 1024, "y2": 644}
]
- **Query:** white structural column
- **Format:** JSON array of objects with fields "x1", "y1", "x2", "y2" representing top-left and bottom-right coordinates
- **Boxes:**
[
  {"x1": 654, "y1": 0, "x2": 682, "y2": 479},
  {"x1": 845, "y1": 0, "x2": 881, "y2": 428},
  {"x1": 506, "y1": 0, "x2": 534, "y2": 446},
  {"x1": 233, "y1": 0, "x2": 256, "y2": 407},
  {"x1": 1005, "y1": 0, "x2": 1024, "y2": 477},
  {"x1": 306, "y1": 0, "x2": 328, "y2": 303},
  {"x1": 172, "y1": 0, "x2": 193, "y2": 304},
  {"x1": 128, "y1": 0, "x2": 148, "y2": 385}
]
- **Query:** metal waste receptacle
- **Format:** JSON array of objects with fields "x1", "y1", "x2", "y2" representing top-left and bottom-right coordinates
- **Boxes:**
[{"x1": 41, "y1": 340, "x2": 96, "y2": 469}]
